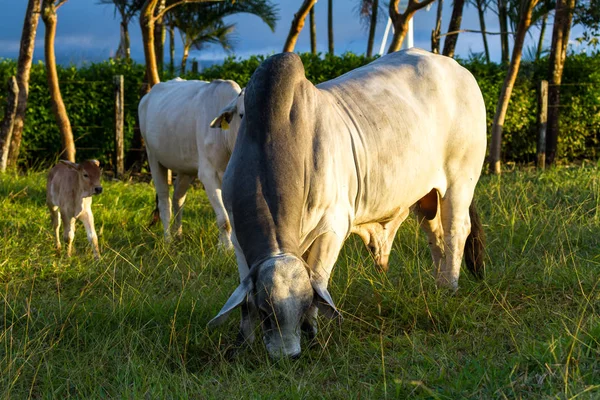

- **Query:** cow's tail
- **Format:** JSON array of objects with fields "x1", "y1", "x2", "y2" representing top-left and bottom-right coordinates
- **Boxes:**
[
  {"x1": 149, "y1": 194, "x2": 160, "y2": 228},
  {"x1": 464, "y1": 201, "x2": 485, "y2": 279}
]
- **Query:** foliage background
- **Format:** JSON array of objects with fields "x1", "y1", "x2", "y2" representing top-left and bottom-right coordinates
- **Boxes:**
[{"x1": 0, "y1": 51, "x2": 599, "y2": 168}]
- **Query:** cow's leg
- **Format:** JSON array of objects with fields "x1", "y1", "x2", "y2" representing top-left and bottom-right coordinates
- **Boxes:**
[
  {"x1": 79, "y1": 200, "x2": 100, "y2": 259},
  {"x1": 62, "y1": 214, "x2": 76, "y2": 257},
  {"x1": 303, "y1": 229, "x2": 346, "y2": 339},
  {"x1": 48, "y1": 204, "x2": 62, "y2": 251},
  {"x1": 147, "y1": 155, "x2": 172, "y2": 241},
  {"x1": 171, "y1": 174, "x2": 194, "y2": 238},
  {"x1": 198, "y1": 168, "x2": 232, "y2": 249},
  {"x1": 436, "y1": 186, "x2": 474, "y2": 290}
]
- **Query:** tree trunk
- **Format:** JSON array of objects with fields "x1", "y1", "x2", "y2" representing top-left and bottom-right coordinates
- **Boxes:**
[
  {"x1": 476, "y1": 0, "x2": 490, "y2": 63},
  {"x1": 498, "y1": 0, "x2": 510, "y2": 64},
  {"x1": 141, "y1": 0, "x2": 160, "y2": 87},
  {"x1": 116, "y1": 20, "x2": 131, "y2": 60},
  {"x1": 169, "y1": 24, "x2": 175, "y2": 76},
  {"x1": 431, "y1": 0, "x2": 443, "y2": 53},
  {"x1": 154, "y1": 0, "x2": 166, "y2": 72},
  {"x1": 328, "y1": 0, "x2": 334, "y2": 55},
  {"x1": 442, "y1": 0, "x2": 466, "y2": 57},
  {"x1": 367, "y1": 0, "x2": 379, "y2": 57},
  {"x1": 310, "y1": 5, "x2": 317, "y2": 54},
  {"x1": 42, "y1": 0, "x2": 75, "y2": 162},
  {"x1": 283, "y1": 0, "x2": 317, "y2": 52},
  {"x1": 546, "y1": 0, "x2": 576, "y2": 165},
  {"x1": 536, "y1": 12, "x2": 548, "y2": 60},
  {"x1": 181, "y1": 45, "x2": 190, "y2": 74},
  {"x1": 7, "y1": 0, "x2": 42, "y2": 168},
  {"x1": 388, "y1": 0, "x2": 435, "y2": 53},
  {"x1": 0, "y1": 77, "x2": 19, "y2": 172},
  {"x1": 489, "y1": 0, "x2": 539, "y2": 174}
]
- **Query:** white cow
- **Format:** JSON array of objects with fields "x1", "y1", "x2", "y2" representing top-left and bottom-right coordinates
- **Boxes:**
[
  {"x1": 138, "y1": 78, "x2": 245, "y2": 247},
  {"x1": 46, "y1": 159, "x2": 103, "y2": 259},
  {"x1": 209, "y1": 49, "x2": 487, "y2": 358}
]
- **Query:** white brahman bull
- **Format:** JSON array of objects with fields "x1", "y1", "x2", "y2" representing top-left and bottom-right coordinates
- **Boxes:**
[
  {"x1": 138, "y1": 78, "x2": 244, "y2": 247},
  {"x1": 209, "y1": 49, "x2": 487, "y2": 358}
]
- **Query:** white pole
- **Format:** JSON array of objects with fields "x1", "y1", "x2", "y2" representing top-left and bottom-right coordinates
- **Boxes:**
[
  {"x1": 379, "y1": 17, "x2": 393, "y2": 55},
  {"x1": 407, "y1": 17, "x2": 414, "y2": 48}
]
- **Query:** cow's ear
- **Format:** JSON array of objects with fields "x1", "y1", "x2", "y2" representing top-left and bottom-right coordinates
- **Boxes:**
[
  {"x1": 207, "y1": 277, "x2": 253, "y2": 328},
  {"x1": 311, "y1": 279, "x2": 342, "y2": 320},
  {"x1": 210, "y1": 110, "x2": 234, "y2": 130},
  {"x1": 59, "y1": 160, "x2": 80, "y2": 170}
]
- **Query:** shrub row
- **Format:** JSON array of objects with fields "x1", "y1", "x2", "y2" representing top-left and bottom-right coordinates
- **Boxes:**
[{"x1": 0, "y1": 51, "x2": 599, "y2": 169}]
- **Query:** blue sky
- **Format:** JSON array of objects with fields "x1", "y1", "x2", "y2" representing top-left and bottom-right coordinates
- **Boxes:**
[{"x1": 0, "y1": 0, "x2": 588, "y2": 67}]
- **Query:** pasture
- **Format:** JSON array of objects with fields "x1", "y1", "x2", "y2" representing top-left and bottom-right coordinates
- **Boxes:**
[{"x1": 1, "y1": 166, "x2": 599, "y2": 398}]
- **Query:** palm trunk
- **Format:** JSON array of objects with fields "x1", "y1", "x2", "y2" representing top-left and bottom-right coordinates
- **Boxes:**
[
  {"x1": 181, "y1": 45, "x2": 190, "y2": 74},
  {"x1": 489, "y1": 0, "x2": 538, "y2": 174},
  {"x1": 431, "y1": 0, "x2": 443, "y2": 53},
  {"x1": 498, "y1": 0, "x2": 510, "y2": 64},
  {"x1": 442, "y1": 0, "x2": 466, "y2": 57},
  {"x1": 475, "y1": 0, "x2": 490, "y2": 63},
  {"x1": 116, "y1": 20, "x2": 131, "y2": 60},
  {"x1": 42, "y1": 0, "x2": 75, "y2": 162},
  {"x1": 536, "y1": 13, "x2": 548, "y2": 60},
  {"x1": 7, "y1": 0, "x2": 41, "y2": 168},
  {"x1": 328, "y1": 0, "x2": 334, "y2": 55},
  {"x1": 169, "y1": 24, "x2": 175, "y2": 76},
  {"x1": 0, "y1": 77, "x2": 19, "y2": 172},
  {"x1": 154, "y1": 0, "x2": 166, "y2": 72},
  {"x1": 310, "y1": 5, "x2": 317, "y2": 54},
  {"x1": 367, "y1": 0, "x2": 379, "y2": 57},
  {"x1": 283, "y1": 0, "x2": 317, "y2": 52},
  {"x1": 546, "y1": 0, "x2": 576, "y2": 165}
]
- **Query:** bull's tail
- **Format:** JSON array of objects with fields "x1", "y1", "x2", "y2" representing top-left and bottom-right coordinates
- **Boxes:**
[
  {"x1": 148, "y1": 194, "x2": 160, "y2": 228},
  {"x1": 464, "y1": 201, "x2": 485, "y2": 279}
]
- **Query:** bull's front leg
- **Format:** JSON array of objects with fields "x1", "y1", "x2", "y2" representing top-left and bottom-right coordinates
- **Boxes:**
[
  {"x1": 171, "y1": 174, "x2": 194, "y2": 238},
  {"x1": 198, "y1": 169, "x2": 232, "y2": 250},
  {"x1": 303, "y1": 229, "x2": 346, "y2": 341}
]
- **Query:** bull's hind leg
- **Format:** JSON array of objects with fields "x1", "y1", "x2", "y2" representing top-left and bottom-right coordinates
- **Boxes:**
[
  {"x1": 48, "y1": 205, "x2": 62, "y2": 251},
  {"x1": 171, "y1": 174, "x2": 194, "y2": 238},
  {"x1": 414, "y1": 190, "x2": 445, "y2": 279},
  {"x1": 147, "y1": 155, "x2": 172, "y2": 241},
  {"x1": 436, "y1": 186, "x2": 475, "y2": 290}
]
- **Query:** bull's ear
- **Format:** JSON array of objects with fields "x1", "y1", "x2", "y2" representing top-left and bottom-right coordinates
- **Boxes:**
[
  {"x1": 210, "y1": 110, "x2": 234, "y2": 130},
  {"x1": 311, "y1": 280, "x2": 342, "y2": 320},
  {"x1": 59, "y1": 160, "x2": 80, "y2": 170},
  {"x1": 89, "y1": 159, "x2": 100, "y2": 167},
  {"x1": 207, "y1": 277, "x2": 253, "y2": 328}
]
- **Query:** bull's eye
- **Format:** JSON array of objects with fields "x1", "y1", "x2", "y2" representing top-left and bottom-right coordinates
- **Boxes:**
[
  {"x1": 239, "y1": 114, "x2": 244, "y2": 119},
  {"x1": 83, "y1": 173, "x2": 89, "y2": 178}
]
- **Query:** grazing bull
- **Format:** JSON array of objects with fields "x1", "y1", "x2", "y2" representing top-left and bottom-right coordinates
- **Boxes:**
[
  {"x1": 138, "y1": 78, "x2": 245, "y2": 247},
  {"x1": 46, "y1": 160, "x2": 103, "y2": 259},
  {"x1": 209, "y1": 49, "x2": 487, "y2": 359}
]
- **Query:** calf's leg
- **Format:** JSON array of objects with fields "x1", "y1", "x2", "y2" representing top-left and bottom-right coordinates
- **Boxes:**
[
  {"x1": 48, "y1": 204, "x2": 62, "y2": 251},
  {"x1": 62, "y1": 214, "x2": 76, "y2": 257},
  {"x1": 79, "y1": 199, "x2": 100, "y2": 259}
]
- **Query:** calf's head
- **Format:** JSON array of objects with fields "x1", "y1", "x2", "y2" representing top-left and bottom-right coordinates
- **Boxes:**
[
  {"x1": 208, "y1": 255, "x2": 341, "y2": 359},
  {"x1": 60, "y1": 160, "x2": 103, "y2": 197}
]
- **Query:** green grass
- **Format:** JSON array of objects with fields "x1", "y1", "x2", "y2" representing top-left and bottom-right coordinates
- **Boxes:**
[{"x1": 1, "y1": 166, "x2": 599, "y2": 399}]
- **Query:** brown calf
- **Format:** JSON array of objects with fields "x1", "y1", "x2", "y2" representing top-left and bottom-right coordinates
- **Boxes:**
[{"x1": 46, "y1": 160, "x2": 103, "y2": 259}]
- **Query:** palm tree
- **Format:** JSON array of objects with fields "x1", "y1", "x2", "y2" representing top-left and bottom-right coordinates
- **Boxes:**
[
  {"x1": 170, "y1": 0, "x2": 277, "y2": 74},
  {"x1": 443, "y1": 0, "x2": 467, "y2": 57},
  {"x1": 469, "y1": 0, "x2": 491, "y2": 62},
  {"x1": 357, "y1": 0, "x2": 383, "y2": 57},
  {"x1": 98, "y1": 0, "x2": 145, "y2": 60}
]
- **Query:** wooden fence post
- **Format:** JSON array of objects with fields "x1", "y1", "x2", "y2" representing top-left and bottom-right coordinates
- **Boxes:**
[
  {"x1": 0, "y1": 76, "x2": 19, "y2": 173},
  {"x1": 114, "y1": 75, "x2": 124, "y2": 178},
  {"x1": 537, "y1": 80, "x2": 548, "y2": 170}
]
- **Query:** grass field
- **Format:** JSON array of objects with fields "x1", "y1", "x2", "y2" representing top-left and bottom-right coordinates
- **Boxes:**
[{"x1": 1, "y1": 166, "x2": 599, "y2": 399}]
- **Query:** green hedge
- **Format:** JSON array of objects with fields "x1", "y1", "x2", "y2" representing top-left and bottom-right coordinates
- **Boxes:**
[{"x1": 0, "y1": 51, "x2": 599, "y2": 169}]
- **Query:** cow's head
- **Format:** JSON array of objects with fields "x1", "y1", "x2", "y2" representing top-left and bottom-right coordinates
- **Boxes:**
[
  {"x1": 60, "y1": 159, "x2": 103, "y2": 197},
  {"x1": 208, "y1": 254, "x2": 341, "y2": 359},
  {"x1": 210, "y1": 89, "x2": 245, "y2": 142}
]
